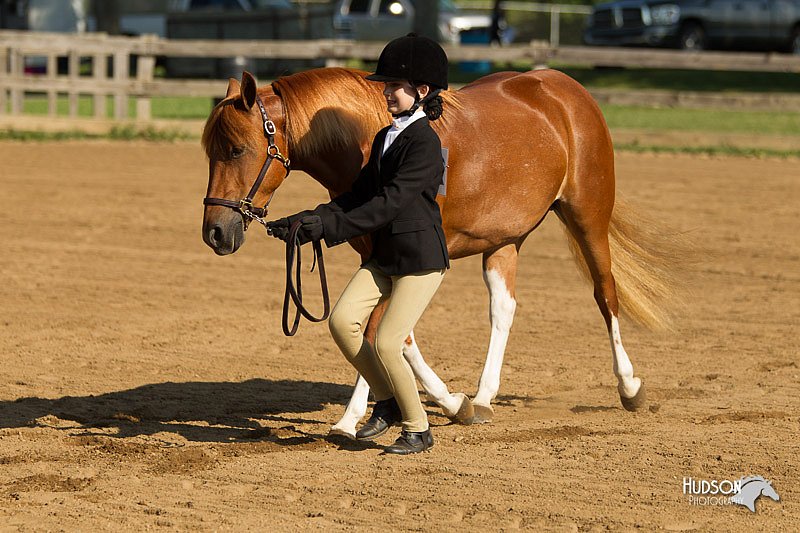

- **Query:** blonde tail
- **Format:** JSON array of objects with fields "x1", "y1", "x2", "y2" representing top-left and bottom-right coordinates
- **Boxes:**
[{"x1": 564, "y1": 199, "x2": 691, "y2": 331}]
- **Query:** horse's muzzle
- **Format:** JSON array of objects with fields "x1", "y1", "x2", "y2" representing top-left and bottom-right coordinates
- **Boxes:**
[{"x1": 203, "y1": 210, "x2": 245, "y2": 255}]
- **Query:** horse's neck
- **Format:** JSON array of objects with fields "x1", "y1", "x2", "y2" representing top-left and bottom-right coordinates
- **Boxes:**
[
  {"x1": 277, "y1": 69, "x2": 389, "y2": 197},
  {"x1": 299, "y1": 151, "x2": 362, "y2": 199},
  {"x1": 292, "y1": 127, "x2": 379, "y2": 199}
]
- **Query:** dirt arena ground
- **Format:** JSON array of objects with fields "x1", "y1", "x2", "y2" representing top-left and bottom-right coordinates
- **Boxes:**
[{"x1": 0, "y1": 142, "x2": 797, "y2": 531}]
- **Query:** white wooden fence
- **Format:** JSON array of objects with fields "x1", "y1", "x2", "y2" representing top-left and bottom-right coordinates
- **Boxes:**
[{"x1": 1, "y1": 29, "x2": 799, "y2": 125}]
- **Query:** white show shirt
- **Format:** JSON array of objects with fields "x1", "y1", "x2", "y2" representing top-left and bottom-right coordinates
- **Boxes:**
[{"x1": 381, "y1": 108, "x2": 427, "y2": 156}]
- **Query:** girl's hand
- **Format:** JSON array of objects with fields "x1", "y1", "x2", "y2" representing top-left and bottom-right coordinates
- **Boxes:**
[
  {"x1": 266, "y1": 218, "x2": 290, "y2": 241},
  {"x1": 296, "y1": 215, "x2": 324, "y2": 245}
]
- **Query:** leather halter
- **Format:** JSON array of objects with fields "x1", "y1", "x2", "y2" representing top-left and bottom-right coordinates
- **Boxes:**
[
  {"x1": 203, "y1": 95, "x2": 291, "y2": 225},
  {"x1": 202, "y1": 93, "x2": 329, "y2": 337}
]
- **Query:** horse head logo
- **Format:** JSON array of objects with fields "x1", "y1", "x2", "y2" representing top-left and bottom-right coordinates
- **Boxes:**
[{"x1": 730, "y1": 476, "x2": 780, "y2": 513}]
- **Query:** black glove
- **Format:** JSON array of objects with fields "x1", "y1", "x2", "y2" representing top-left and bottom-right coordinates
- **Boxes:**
[
  {"x1": 265, "y1": 217, "x2": 290, "y2": 241},
  {"x1": 266, "y1": 210, "x2": 314, "y2": 242},
  {"x1": 296, "y1": 215, "x2": 324, "y2": 245}
]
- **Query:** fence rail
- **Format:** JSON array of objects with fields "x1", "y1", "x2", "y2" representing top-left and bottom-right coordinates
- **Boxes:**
[{"x1": 1, "y1": 30, "x2": 800, "y2": 125}]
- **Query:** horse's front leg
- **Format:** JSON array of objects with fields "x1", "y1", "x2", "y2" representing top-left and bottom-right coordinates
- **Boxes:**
[
  {"x1": 329, "y1": 373, "x2": 370, "y2": 439},
  {"x1": 472, "y1": 244, "x2": 519, "y2": 423},
  {"x1": 402, "y1": 331, "x2": 474, "y2": 424},
  {"x1": 328, "y1": 299, "x2": 475, "y2": 438}
]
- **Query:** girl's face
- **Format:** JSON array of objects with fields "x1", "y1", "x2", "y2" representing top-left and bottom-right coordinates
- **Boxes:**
[{"x1": 383, "y1": 81, "x2": 430, "y2": 114}]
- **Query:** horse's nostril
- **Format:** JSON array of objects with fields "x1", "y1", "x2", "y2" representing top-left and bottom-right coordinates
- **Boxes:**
[
  {"x1": 206, "y1": 223, "x2": 224, "y2": 249},
  {"x1": 211, "y1": 225, "x2": 224, "y2": 247}
]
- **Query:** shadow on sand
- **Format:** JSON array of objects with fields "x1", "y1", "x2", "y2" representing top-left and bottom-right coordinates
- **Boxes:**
[{"x1": 0, "y1": 379, "x2": 375, "y2": 447}]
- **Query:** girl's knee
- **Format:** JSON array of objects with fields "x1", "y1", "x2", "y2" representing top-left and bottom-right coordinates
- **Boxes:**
[
  {"x1": 328, "y1": 304, "x2": 358, "y2": 343},
  {"x1": 373, "y1": 329, "x2": 403, "y2": 364}
]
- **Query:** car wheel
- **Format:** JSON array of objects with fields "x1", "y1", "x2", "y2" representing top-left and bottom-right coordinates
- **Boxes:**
[{"x1": 679, "y1": 22, "x2": 706, "y2": 51}]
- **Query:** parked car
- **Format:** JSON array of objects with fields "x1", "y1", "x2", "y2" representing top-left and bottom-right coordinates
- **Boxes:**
[
  {"x1": 583, "y1": 0, "x2": 800, "y2": 53},
  {"x1": 333, "y1": 0, "x2": 494, "y2": 44},
  {"x1": 165, "y1": 0, "x2": 332, "y2": 78}
]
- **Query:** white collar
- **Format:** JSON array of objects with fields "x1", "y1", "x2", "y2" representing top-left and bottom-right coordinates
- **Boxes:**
[{"x1": 390, "y1": 108, "x2": 426, "y2": 131}]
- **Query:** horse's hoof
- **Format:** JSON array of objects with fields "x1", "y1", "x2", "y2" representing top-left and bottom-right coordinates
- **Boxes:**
[
  {"x1": 472, "y1": 403, "x2": 494, "y2": 424},
  {"x1": 446, "y1": 393, "x2": 475, "y2": 425},
  {"x1": 328, "y1": 426, "x2": 357, "y2": 440},
  {"x1": 619, "y1": 381, "x2": 646, "y2": 412}
]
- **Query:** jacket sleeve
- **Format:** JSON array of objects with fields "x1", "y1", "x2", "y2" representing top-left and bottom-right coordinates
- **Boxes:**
[{"x1": 318, "y1": 134, "x2": 441, "y2": 247}]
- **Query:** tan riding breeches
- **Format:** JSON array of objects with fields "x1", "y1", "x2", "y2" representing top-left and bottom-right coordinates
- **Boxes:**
[{"x1": 328, "y1": 261, "x2": 445, "y2": 433}]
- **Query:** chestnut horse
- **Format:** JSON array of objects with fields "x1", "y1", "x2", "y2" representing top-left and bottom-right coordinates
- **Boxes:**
[{"x1": 202, "y1": 67, "x2": 679, "y2": 438}]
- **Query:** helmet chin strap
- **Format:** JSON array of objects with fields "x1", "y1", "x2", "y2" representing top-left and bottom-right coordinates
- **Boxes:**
[{"x1": 392, "y1": 84, "x2": 441, "y2": 118}]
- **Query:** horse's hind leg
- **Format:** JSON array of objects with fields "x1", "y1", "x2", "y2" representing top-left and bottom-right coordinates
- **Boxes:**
[
  {"x1": 402, "y1": 331, "x2": 474, "y2": 424},
  {"x1": 473, "y1": 243, "x2": 519, "y2": 423},
  {"x1": 554, "y1": 203, "x2": 645, "y2": 411}
]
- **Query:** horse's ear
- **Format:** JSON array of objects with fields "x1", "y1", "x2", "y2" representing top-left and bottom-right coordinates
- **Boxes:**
[
  {"x1": 240, "y1": 71, "x2": 258, "y2": 111},
  {"x1": 225, "y1": 78, "x2": 241, "y2": 98}
]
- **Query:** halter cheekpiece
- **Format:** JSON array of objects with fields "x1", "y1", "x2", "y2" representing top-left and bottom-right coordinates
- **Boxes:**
[{"x1": 203, "y1": 95, "x2": 291, "y2": 228}]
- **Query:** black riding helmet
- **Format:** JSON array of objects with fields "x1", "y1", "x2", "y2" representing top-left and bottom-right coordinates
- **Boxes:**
[{"x1": 366, "y1": 33, "x2": 448, "y2": 90}]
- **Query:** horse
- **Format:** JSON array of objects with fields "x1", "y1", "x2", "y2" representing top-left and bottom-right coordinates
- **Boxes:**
[
  {"x1": 201, "y1": 67, "x2": 682, "y2": 439},
  {"x1": 730, "y1": 476, "x2": 780, "y2": 512}
]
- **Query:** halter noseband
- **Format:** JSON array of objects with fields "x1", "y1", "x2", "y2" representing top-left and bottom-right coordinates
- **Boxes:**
[{"x1": 203, "y1": 95, "x2": 291, "y2": 228}]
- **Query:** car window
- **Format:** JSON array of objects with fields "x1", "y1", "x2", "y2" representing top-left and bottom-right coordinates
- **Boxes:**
[
  {"x1": 378, "y1": 0, "x2": 405, "y2": 16},
  {"x1": 348, "y1": 0, "x2": 370, "y2": 14}
]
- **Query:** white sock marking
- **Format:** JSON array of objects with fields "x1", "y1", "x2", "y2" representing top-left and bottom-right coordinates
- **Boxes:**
[
  {"x1": 609, "y1": 315, "x2": 641, "y2": 398},
  {"x1": 402, "y1": 331, "x2": 462, "y2": 417},
  {"x1": 329, "y1": 373, "x2": 370, "y2": 439},
  {"x1": 474, "y1": 269, "x2": 517, "y2": 407}
]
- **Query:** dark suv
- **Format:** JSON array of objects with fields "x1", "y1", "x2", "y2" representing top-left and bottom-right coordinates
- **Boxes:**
[{"x1": 583, "y1": 0, "x2": 800, "y2": 53}]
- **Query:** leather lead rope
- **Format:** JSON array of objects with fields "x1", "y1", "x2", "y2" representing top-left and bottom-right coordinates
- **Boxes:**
[{"x1": 282, "y1": 219, "x2": 331, "y2": 337}]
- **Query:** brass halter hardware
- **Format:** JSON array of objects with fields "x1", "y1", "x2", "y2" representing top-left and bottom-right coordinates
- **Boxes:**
[{"x1": 203, "y1": 96, "x2": 291, "y2": 227}]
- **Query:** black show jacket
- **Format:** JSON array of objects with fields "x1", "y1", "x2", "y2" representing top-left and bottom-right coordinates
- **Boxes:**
[{"x1": 315, "y1": 117, "x2": 450, "y2": 276}]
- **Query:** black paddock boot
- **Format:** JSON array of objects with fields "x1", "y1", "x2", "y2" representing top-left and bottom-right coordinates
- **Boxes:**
[
  {"x1": 383, "y1": 429, "x2": 434, "y2": 455},
  {"x1": 355, "y1": 398, "x2": 402, "y2": 441}
]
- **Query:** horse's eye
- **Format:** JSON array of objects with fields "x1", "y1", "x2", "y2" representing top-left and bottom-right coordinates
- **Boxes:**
[{"x1": 231, "y1": 146, "x2": 245, "y2": 159}]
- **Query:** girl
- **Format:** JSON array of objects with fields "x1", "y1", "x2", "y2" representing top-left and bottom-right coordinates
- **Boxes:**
[{"x1": 267, "y1": 33, "x2": 449, "y2": 455}]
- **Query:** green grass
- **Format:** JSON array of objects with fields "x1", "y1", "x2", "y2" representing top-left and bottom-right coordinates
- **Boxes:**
[
  {"x1": 445, "y1": 62, "x2": 800, "y2": 93},
  {"x1": 16, "y1": 94, "x2": 214, "y2": 120},
  {"x1": 558, "y1": 67, "x2": 800, "y2": 94},
  {"x1": 5, "y1": 91, "x2": 800, "y2": 151},
  {"x1": 0, "y1": 125, "x2": 193, "y2": 142},
  {"x1": 599, "y1": 105, "x2": 800, "y2": 136},
  {"x1": 616, "y1": 142, "x2": 800, "y2": 158}
]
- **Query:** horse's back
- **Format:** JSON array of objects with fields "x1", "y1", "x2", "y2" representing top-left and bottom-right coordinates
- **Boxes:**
[
  {"x1": 436, "y1": 69, "x2": 615, "y2": 253},
  {"x1": 462, "y1": 69, "x2": 606, "y2": 122}
]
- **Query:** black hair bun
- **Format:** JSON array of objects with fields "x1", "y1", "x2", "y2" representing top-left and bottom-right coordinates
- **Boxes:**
[{"x1": 423, "y1": 95, "x2": 443, "y2": 121}]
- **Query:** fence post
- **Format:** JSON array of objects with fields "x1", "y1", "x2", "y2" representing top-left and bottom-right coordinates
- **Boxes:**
[
  {"x1": 68, "y1": 50, "x2": 80, "y2": 117},
  {"x1": 113, "y1": 51, "x2": 128, "y2": 120},
  {"x1": 135, "y1": 36, "x2": 155, "y2": 121},
  {"x1": 0, "y1": 47, "x2": 7, "y2": 116},
  {"x1": 93, "y1": 52, "x2": 107, "y2": 118},
  {"x1": 46, "y1": 54, "x2": 57, "y2": 116},
  {"x1": 550, "y1": 6, "x2": 561, "y2": 48},
  {"x1": 9, "y1": 48, "x2": 22, "y2": 115}
]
